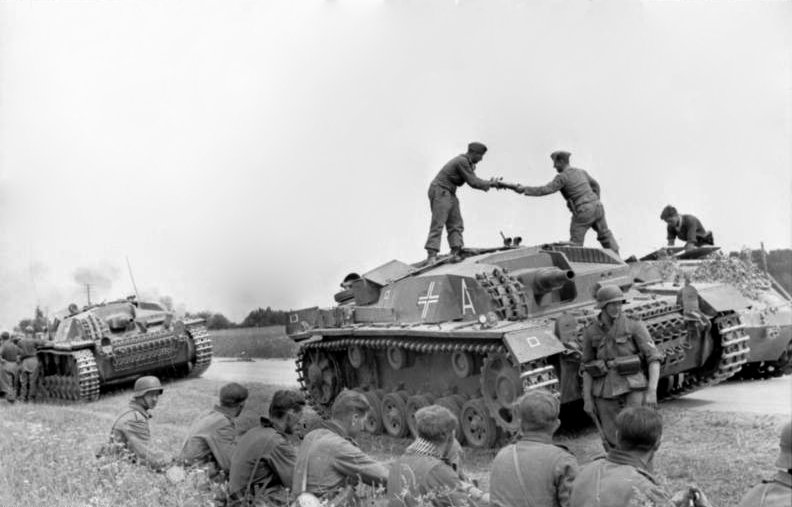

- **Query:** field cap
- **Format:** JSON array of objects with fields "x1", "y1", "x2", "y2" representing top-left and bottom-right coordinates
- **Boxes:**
[
  {"x1": 660, "y1": 205, "x2": 678, "y2": 220},
  {"x1": 516, "y1": 389, "x2": 559, "y2": 431},
  {"x1": 776, "y1": 421, "x2": 792, "y2": 469},
  {"x1": 220, "y1": 382, "x2": 249, "y2": 407},
  {"x1": 550, "y1": 150, "x2": 571, "y2": 163},
  {"x1": 467, "y1": 142, "x2": 487, "y2": 155}
]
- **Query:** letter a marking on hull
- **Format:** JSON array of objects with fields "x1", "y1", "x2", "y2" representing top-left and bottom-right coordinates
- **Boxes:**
[{"x1": 461, "y1": 279, "x2": 476, "y2": 315}]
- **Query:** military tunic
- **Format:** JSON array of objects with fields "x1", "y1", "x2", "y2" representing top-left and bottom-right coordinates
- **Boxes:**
[
  {"x1": 387, "y1": 438, "x2": 481, "y2": 507},
  {"x1": 424, "y1": 154, "x2": 492, "y2": 254},
  {"x1": 569, "y1": 450, "x2": 672, "y2": 507},
  {"x1": 292, "y1": 420, "x2": 388, "y2": 499},
  {"x1": 17, "y1": 337, "x2": 44, "y2": 401},
  {"x1": 228, "y1": 417, "x2": 297, "y2": 506},
  {"x1": 666, "y1": 214, "x2": 712, "y2": 248},
  {"x1": 582, "y1": 312, "x2": 664, "y2": 449},
  {"x1": 0, "y1": 340, "x2": 21, "y2": 401},
  {"x1": 737, "y1": 471, "x2": 792, "y2": 507},
  {"x1": 110, "y1": 400, "x2": 170, "y2": 470},
  {"x1": 178, "y1": 404, "x2": 239, "y2": 476},
  {"x1": 489, "y1": 432, "x2": 578, "y2": 507},
  {"x1": 520, "y1": 167, "x2": 619, "y2": 254}
]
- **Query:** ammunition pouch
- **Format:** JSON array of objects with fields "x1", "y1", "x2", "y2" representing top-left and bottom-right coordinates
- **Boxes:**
[
  {"x1": 613, "y1": 355, "x2": 642, "y2": 376},
  {"x1": 582, "y1": 359, "x2": 608, "y2": 378}
]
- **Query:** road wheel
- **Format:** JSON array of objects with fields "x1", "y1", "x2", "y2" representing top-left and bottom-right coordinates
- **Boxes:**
[
  {"x1": 382, "y1": 391, "x2": 409, "y2": 437},
  {"x1": 461, "y1": 398, "x2": 499, "y2": 449}
]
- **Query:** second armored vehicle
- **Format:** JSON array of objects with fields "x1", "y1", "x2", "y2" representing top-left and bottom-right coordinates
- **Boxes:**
[{"x1": 38, "y1": 297, "x2": 212, "y2": 402}]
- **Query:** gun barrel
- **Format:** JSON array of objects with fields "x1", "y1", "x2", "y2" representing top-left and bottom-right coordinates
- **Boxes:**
[{"x1": 533, "y1": 268, "x2": 575, "y2": 293}]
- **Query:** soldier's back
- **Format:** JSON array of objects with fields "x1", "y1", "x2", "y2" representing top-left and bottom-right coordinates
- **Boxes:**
[
  {"x1": 737, "y1": 472, "x2": 792, "y2": 507},
  {"x1": 570, "y1": 457, "x2": 669, "y2": 507}
]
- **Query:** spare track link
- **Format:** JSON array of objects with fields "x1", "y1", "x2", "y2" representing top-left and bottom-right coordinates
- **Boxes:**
[
  {"x1": 296, "y1": 337, "x2": 505, "y2": 417},
  {"x1": 186, "y1": 323, "x2": 213, "y2": 377},
  {"x1": 662, "y1": 313, "x2": 751, "y2": 399},
  {"x1": 41, "y1": 349, "x2": 100, "y2": 402},
  {"x1": 476, "y1": 267, "x2": 530, "y2": 320}
]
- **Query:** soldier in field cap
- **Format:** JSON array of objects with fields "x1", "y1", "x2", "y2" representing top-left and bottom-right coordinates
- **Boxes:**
[
  {"x1": 737, "y1": 421, "x2": 792, "y2": 507},
  {"x1": 424, "y1": 142, "x2": 498, "y2": 264},
  {"x1": 490, "y1": 389, "x2": 578, "y2": 507},
  {"x1": 513, "y1": 151, "x2": 620, "y2": 255},
  {"x1": 178, "y1": 382, "x2": 249, "y2": 481}
]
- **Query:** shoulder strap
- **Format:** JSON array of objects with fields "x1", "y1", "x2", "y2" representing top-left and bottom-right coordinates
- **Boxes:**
[
  {"x1": 511, "y1": 444, "x2": 538, "y2": 507},
  {"x1": 244, "y1": 433, "x2": 282, "y2": 499},
  {"x1": 109, "y1": 409, "x2": 137, "y2": 439}
]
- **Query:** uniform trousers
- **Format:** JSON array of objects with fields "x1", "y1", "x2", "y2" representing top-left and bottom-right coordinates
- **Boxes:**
[
  {"x1": 425, "y1": 185, "x2": 464, "y2": 254},
  {"x1": 593, "y1": 390, "x2": 645, "y2": 451},
  {"x1": 570, "y1": 202, "x2": 619, "y2": 255},
  {"x1": 19, "y1": 356, "x2": 40, "y2": 401}
]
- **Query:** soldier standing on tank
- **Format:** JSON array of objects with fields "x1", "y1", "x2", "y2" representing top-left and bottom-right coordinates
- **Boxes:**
[
  {"x1": 227, "y1": 390, "x2": 306, "y2": 507},
  {"x1": 178, "y1": 382, "x2": 249, "y2": 482},
  {"x1": 292, "y1": 390, "x2": 388, "y2": 505},
  {"x1": 425, "y1": 142, "x2": 495, "y2": 264},
  {"x1": 105, "y1": 375, "x2": 171, "y2": 470},
  {"x1": 513, "y1": 151, "x2": 619, "y2": 255},
  {"x1": 660, "y1": 205, "x2": 714, "y2": 252},
  {"x1": 570, "y1": 407, "x2": 712, "y2": 507},
  {"x1": 489, "y1": 389, "x2": 578, "y2": 507},
  {"x1": 581, "y1": 286, "x2": 664, "y2": 451},
  {"x1": 737, "y1": 421, "x2": 792, "y2": 507},
  {"x1": 17, "y1": 329, "x2": 47, "y2": 402},
  {"x1": 0, "y1": 331, "x2": 21, "y2": 403}
]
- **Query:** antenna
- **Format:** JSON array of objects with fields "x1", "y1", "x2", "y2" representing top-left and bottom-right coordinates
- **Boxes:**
[
  {"x1": 126, "y1": 256, "x2": 140, "y2": 300},
  {"x1": 85, "y1": 283, "x2": 92, "y2": 306}
]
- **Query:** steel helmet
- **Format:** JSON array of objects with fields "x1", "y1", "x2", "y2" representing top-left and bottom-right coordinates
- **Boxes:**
[
  {"x1": 133, "y1": 376, "x2": 163, "y2": 398},
  {"x1": 596, "y1": 285, "x2": 627, "y2": 308}
]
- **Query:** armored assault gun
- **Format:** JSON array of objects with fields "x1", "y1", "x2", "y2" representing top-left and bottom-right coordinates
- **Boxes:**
[
  {"x1": 38, "y1": 297, "x2": 212, "y2": 402},
  {"x1": 287, "y1": 244, "x2": 753, "y2": 448}
]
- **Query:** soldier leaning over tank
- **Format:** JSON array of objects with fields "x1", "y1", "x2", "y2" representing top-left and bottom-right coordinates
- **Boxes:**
[
  {"x1": 511, "y1": 151, "x2": 619, "y2": 255},
  {"x1": 101, "y1": 375, "x2": 171, "y2": 470},
  {"x1": 178, "y1": 382, "x2": 249, "y2": 482},
  {"x1": 16, "y1": 329, "x2": 49, "y2": 402},
  {"x1": 387, "y1": 404, "x2": 486, "y2": 507},
  {"x1": 425, "y1": 142, "x2": 497, "y2": 264},
  {"x1": 581, "y1": 285, "x2": 664, "y2": 451},
  {"x1": 736, "y1": 421, "x2": 792, "y2": 507},
  {"x1": 227, "y1": 389, "x2": 306, "y2": 507},
  {"x1": 489, "y1": 390, "x2": 578, "y2": 507},
  {"x1": 570, "y1": 406, "x2": 712, "y2": 507},
  {"x1": 660, "y1": 205, "x2": 714, "y2": 252},
  {"x1": 0, "y1": 331, "x2": 21, "y2": 403},
  {"x1": 292, "y1": 389, "x2": 388, "y2": 506}
]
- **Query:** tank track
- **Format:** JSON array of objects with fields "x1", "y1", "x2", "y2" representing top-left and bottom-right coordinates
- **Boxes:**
[
  {"x1": 40, "y1": 349, "x2": 100, "y2": 402},
  {"x1": 186, "y1": 323, "x2": 213, "y2": 377},
  {"x1": 661, "y1": 313, "x2": 751, "y2": 399},
  {"x1": 296, "y1": 337, "x2": 504, "y2": 417},
  {"x1": 476, "y1": 267, "x2": 530, "y2": 320}
]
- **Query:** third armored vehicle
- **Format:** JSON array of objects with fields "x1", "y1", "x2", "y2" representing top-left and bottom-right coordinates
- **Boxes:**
[
  {"x1": 287, "y1": 244, "x2": 756, "y2": 448},
  {"x1": 38, "y1": 297, "x2": 212, "y2": 402}
]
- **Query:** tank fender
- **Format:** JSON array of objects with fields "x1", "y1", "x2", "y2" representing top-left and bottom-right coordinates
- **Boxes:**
[
  {"x1": 503, "y1": 326, "x2": 566, "y2": 365},
  {"x1": 695, "y1": 284, "x2": 755, "y2": 313}
]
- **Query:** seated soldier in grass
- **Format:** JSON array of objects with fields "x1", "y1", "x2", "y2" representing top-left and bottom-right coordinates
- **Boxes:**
[
  {"x1": 489, "y1": 389, "x2": 578, "y2": 507},
  {"x1": 737, "y1": 421, "x2": 792, "y2": 507},
  {"x1": 105, "y1": 375, "x2": 171, "y2": 470},
  {"x1": 292, "y1": 390, "x2": 388, "y2": 505},
  {"x1": 227, "y1": 389, "x2": 306, "y2": 507},
  {"x1": 178, "y1": 382, "x2": 249, "y2": 481},
  {"x1": 387, "y1": 404, "x2": 486, "y2": 507},
  {"x1": 570, "y1": 406, "x2": 712, "y2": 507}
]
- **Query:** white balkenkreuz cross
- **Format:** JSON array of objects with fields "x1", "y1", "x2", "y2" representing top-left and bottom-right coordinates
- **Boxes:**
[{"x1": 417, "y1": 281, "x2": 440, "y2": 319}]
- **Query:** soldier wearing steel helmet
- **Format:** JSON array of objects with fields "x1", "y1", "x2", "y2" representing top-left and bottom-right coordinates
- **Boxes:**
[
  {"x1": 106, "y1": 375, "x2": 171, "y2": 469},
  {"x1": 580, "y1": 286, "x2": 664, "y2": 451},
  {"x1": 513, "y1": 151, "x2": 619, "y2": 255}
]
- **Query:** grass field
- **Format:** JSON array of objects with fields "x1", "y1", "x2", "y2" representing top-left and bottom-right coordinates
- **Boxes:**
[
  {"x1": 0, "y1": 377, "x2": 787, "y2": 507},
  {"x1": 209, "y1": 326, "x2": 298, "y2": 358}
]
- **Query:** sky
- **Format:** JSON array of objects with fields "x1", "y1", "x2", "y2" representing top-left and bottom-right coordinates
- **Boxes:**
[{"x1": 1, "y1": 0, "x2": 790, "y2": 328}]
